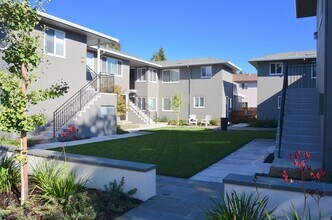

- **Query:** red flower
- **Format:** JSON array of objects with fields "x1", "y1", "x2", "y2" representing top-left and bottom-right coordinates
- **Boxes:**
[
  {"x1": 282, "y1": 170, "x2": 291, "y2": 183},
  {"x1": 289, "y1": 154, "x2": 293, "y2": 160},
  {"x1": 295, "y1": 150, "x2": 301, "y2": 159},
  {"x1": 294, "y1": 159, "x2": 299, "y2": 167},
  {"x1": 305, "y1": 152, "x2": 311, "y2": 159},
  {"x1": 301, "y1": 160, "x2": 306, "y2": 170},
  {"x1": 306, "y1": 165, "x2": 312, "y2": 172}
]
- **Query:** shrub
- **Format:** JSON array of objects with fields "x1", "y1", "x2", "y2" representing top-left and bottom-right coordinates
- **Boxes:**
[
  {"x1": 209, "y1": 119, "x2": 219, "y2": 126},
  {"x1": 62, "y1": 192, "x2": 96, "y2": 220},
  {"x1": 155, "y1": 116, "x2": 168, "y2": 122},
  {"x1": 0, "y1": 153, "x2": 20, "y2": 194},
  {"x1": 117, "y1": 125, "x2": 129, "y2": 134},
  {"x1": 179, "y1": 119, "x2": 188, "y2": 126},
  {"x1": 204, "y1": 190, "x2": 276, "y2": 220},
  {"x1": 249, "y1": 118, "x2": 278, "y2": 128},
  {"x1": 31, "y1": 160, "x2": 88, "y2": 203},
  {"x1": 93, "y1": 177, "x2": 138, "y2": 219}
]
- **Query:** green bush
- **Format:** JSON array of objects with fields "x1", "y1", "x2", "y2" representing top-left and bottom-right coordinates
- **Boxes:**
[
  {"x1": 209, "y1": 119, "x2": 219, "y2": 126},
  {"x1": 117, "y1": 125, "x2": 129, "y2": 134},
  {"x1": 0, "y1": 153, "x2": 20, "y2": 194},
  {"x1": 155, "y1": 116, "x2": 168, "y2": 122},
  {"x1": 31, "y1": 160, "x2": 88, "y2": 203},
  {"x1": 204, "y1": 191, "x2": 276, "y2": 220},
  {"x1": 249, "y1": 118, "x2": 278, "y2": 128},
  {"x1": 93, "y1": 177, "x2": 138, "y2": 219}
]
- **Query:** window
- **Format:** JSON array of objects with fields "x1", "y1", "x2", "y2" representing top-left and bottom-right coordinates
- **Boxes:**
[
  {"x1": 201, "y1": 66, "x2": 212, "y2": 78},
  {"x1": 137, "y1": 68, "x2": 146, "y2": 82},
  {"x1": 102, "y1": 57, "x2": 123, "y2": 76},
  {"x1": 149, "y1": 69, "x2": 158, "y2": 82},
  {"x1": 278, "y1": 96, "x2": 282, "y2": 109},
  {"x1": 311, "y1": 62, "x2": 317, "y2": 79},
  {"x1": 194, "y1": 97, "x2": 205, "y2": 108},
  {"x1": 242, "y1": 102, "x2": 248, "y2": 108},
  {"x1": 148, "y1": 97, "x2": 157, "y2": 111},
  {"x1": 0, "y1": 30, "x2": 7, "y2": 49},
  {"x1": 269, "y1": 62, "x2": 283, "y2": 75},
  {"x1": 45, "y1": 28, "x2": 65, "y2": 57},
  {"x1": 162, "y1": 98, "x2": 172, "y2": 111},
  {"x1": 162, "y1": 69, "x2": 180, "y2": 83},
  {"x1": 241, "y1": 83, "x2": 248, "y2": 89},
  {"x1": 137, "y1": 97, "x2": 146, "y2": 110}
]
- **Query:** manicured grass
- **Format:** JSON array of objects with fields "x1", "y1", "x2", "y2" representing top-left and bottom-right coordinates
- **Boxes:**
[{"x1": 52, "y1": 127, "x2": 276, "y2": 178}]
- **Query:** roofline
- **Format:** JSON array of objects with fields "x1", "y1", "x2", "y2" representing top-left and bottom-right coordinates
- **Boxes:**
[
  {"x1": 157, "y1": 61, "x2": 242, "y2": 71},
  {"x1": 249, "y1": 55, "x2": 316, "y2": 68},
  {"x1": 38, "y1": 11, "x2": 119, "y2": 43},
  {"x1": 90, "y1": 46, "x2": 162, "y2": 68}
]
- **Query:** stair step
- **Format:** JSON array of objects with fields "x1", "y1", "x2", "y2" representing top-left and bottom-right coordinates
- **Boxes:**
[
  {"x1": 283, "y1": 127, "x2": 320, "y2": 136},
  {"x1": 284, "y1": 108, "x2": 319, "y2": 115},
  {"x1": 277, "y1": 149, "x2": 321, "y2": 161},
  {"x1": 281, "y1": 141, "x2": 320, "y2": 150},
  {"x1": 285, "y1": 102, "x2": 318, "y2": 109},
  {"x1": 284, "y1": 115, "x2": 319, "y2": 122},
  {"x1": 281, "y1": 134, "x2": 320, "y2": 144},
  {"x1": 283, "y1": 120, "x2": 320, "y2": 128}
]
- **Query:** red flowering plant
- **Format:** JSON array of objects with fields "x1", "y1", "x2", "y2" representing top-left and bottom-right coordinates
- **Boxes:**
[
  {"x1": 59, "y1": 125, "x2": 80, "y2": 162},
  {"x1": 282, "y1": 150, "x2": 325, "y2": 219}
]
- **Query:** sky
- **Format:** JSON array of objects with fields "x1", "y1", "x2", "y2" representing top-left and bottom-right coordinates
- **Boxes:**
[{"x1": 44, "y1": 0, "x2": 316, "y2": 73}]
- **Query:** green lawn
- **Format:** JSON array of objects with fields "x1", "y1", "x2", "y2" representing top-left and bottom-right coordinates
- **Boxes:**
[{"x1": 52, "y1": 127, "x2": 276, "y2": 178}]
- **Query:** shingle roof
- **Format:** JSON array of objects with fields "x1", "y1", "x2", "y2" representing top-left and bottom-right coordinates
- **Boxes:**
[
  {"x1": 154, "y1": 57, "x2": 241, "y2": 71},
  {"x1": 249, "y1": 50, "x2": 316, "y2": 68},
  {"x1": 233, "y1": 74, "x2": 257, "y2": 82}
]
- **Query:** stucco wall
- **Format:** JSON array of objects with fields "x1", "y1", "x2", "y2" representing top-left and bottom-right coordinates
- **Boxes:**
[{"x1": 234, "y1": 81, "x2": 257, "y2": 109}]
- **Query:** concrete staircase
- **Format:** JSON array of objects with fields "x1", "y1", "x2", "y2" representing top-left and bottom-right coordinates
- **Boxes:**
[
  {"x1": 271, "y1": 88, "x2": 321, "y2": 174},
  {"x1": 128, "y1": 100, "x2": 155, "y2": 125}
]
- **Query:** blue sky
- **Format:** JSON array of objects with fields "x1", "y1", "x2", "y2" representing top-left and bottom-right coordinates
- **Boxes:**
[{"x1": 44, "y1": 0, "x2": 316, "y2": 73}]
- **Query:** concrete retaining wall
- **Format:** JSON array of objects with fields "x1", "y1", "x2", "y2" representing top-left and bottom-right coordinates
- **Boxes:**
[
  {"x1": 6, "y1": 148, "x2": 156, "y2": 201},
  {"x1": 224, "y1": 174, "x2": 332, "y2": 219}
]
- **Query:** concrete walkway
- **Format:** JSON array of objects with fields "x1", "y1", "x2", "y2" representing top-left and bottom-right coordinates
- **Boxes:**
[
  {"x1": 30, "y1": 132, "x2": 150, "y2": 150},
  {"x1": 190, "y1": 139, "x2": 275, "y2": 183},
  {"x1": 117, "y1": 176, "x2": 222, "y2": 220},
  {"x1": 118, "y1": 139, "x2": 276, "y2": 219}
]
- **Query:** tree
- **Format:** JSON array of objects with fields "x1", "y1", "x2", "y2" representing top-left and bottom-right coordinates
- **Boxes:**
[
  {"x1": 0, "y1": 0, "x2": 68, "y2": 203},
  {"x1": 114, "y1": 85, "x2": 127, "y2": 117},
  {"x1": 104, "y1": 41, "x2": 121, "y2": 51},
  {"x1": 170, "y1": 92, "x2": 183, "y2": 125},
  {"x1": 151, "y1": 47, "x2": 167, "y2": 61}
]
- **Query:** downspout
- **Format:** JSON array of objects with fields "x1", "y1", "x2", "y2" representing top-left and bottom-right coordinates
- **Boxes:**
[
  {"x1": 322, "y1": 0, "x2": 328, "y2": 170},
  {"x1": 97, "y1": 39, "x2": 101, "y2": 91},
  {"x1": 187, "y1": 65, "x2": 192, "y2": 115}
]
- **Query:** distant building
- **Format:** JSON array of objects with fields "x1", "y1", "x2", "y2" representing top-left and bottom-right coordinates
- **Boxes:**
[{"x1": 233, "y1": 74, "x2": 257, "y2": 110}]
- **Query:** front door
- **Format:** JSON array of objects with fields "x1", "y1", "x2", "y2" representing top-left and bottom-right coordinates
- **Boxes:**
[
  {"x1": 226, "y1": 96, "x2": 232, "y2": 118},
  {"x1": 130, "y1": 69, "x2": 135, "y2": 90}
]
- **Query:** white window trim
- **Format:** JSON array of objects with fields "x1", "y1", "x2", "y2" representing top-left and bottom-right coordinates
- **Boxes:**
[
  {"x1": 148, "y1": 97, "x2": 158, "y2": 111},
  {"x1": 137, "y1": 68, "x2": 147, "y2": 82},
  {"x1": 311, "y1": 61, "x2": 317, "y2": 79},
  {"x1": 278, "y1": 96, "x2": 282, "y2": 109},
  {"x1": 193, "y1": 97, "x2": 205, "y2": 109},
  {"x1": 162, "y1": 98, "x2": 173, "y2": 112},
  {"x1": 162, "y1": 69, "x2": 180, "y2": 83},
  {"x1": 44, "y1": 27, "x2": 66, "y2": 58},
  {"x1": 201, "y1": 66, "x2": 212, "y2": 78},
  {"x1": 149, "y1": 68, "x2": 158, "y2": 83},
  {"x1": 102, "y1": 57, "x2": 123, "y2": 77},
  {"x1": 269, "y1": 62, "x2": 283, "y2": 76}
]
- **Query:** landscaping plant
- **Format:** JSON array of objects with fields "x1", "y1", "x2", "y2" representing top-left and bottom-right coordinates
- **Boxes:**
[
  {"x1": 0, "y1": 0, "x2": 69, "y2": 203},
  {"x1": 170, "y1": 92, "x2": 183, "y2": 125},
  {"x1": 282, "y1": 150, "x2": 325, "y2": 220},
  {"x1": 204, "y1": 190, "x2": 276, "y2": 220}
]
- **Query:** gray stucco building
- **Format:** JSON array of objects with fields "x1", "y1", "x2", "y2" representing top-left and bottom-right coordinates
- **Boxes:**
[
  {"x1": 249, "y1": 51, "x2": 316, "y2": 120},
  {"x1": 0, "y1": 12, "x2": 241, "y2": 139}
]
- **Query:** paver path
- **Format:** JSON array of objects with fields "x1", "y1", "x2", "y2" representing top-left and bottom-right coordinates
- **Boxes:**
[
  {"x1": 117, "y1": 176, "x2": 222, "y2": 220},
  {"x1": 118, "y1": 139, "x2": 275, "y2": 219},
  {"x1": 190, "y1": 139, "x2": 275, "y2": 182}
]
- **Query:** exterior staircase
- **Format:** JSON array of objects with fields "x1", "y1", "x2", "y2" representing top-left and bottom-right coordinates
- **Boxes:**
[
  {"x1": 271, "y1": 63, "x2": 321, "y2": 175},
  {"x1": 128, "y1": 100, "x2": 155, "y2": 125},
  {"x1": 275, "y1": 88, "x2": 321, "y2": 160}
]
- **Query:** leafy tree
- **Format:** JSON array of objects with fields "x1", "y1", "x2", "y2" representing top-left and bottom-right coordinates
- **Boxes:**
[
  {"x1": 104, "y1": 41, "x2": 121, "y2": 51},
  {"x1": 114, "y1": 85, "x2": 127, "y2": 117},
  {"x1": 0, "y1": 0, "x2": 68, "y2": 203},
  {"x1": 170, "y1": 92, "x2": 183, "y2": 125},
  {"x1": 151, "y1": 47, "x2": 167, "y2": 61}
]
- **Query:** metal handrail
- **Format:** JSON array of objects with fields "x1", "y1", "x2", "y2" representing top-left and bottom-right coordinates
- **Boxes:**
[
  {"x1": 129, "y1": 96, "x2": 155, "y2": 124},
  {"x1": 278, "y1": 63, "x2": 288, "y2": 158},
  {"x1": 53, "y1": 67, "x2": 114, "y2": 137}
]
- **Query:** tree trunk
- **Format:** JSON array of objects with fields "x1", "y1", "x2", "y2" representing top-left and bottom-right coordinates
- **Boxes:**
[
  {"x1": 177, "y1": 112, "x2": 180, "y2": 126},
  {"x1": 20, "y1": 63, "x2": 28, "y2": 204}
]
